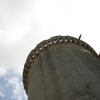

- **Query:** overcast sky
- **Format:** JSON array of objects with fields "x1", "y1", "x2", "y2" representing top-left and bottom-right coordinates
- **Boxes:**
[{"x1": 0, "y1": 0, "x2": 100, "y2": 100}]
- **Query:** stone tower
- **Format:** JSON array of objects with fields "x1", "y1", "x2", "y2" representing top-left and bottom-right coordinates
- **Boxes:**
[{"x1": 23, "y1": 35, "x2": 100, "y2": 100}]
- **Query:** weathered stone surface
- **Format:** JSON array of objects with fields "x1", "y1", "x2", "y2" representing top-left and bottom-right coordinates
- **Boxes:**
[{"x1": 28, "y1": 45, "x2": 100, "y2": 100}]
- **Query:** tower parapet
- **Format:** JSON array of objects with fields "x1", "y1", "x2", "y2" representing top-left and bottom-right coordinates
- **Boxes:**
[{"x1": 23, "y1": 35, "x2": 100, "y2": 100}]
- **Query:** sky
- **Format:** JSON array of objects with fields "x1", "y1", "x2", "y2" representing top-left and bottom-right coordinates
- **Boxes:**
[{"x1": 0, "y1": 0, "x2": 100, "y2": 100}]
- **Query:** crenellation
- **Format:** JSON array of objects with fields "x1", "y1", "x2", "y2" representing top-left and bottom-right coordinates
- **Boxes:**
[{"x1": 23, "y1": 35, "x2": 100, "y2": 95}]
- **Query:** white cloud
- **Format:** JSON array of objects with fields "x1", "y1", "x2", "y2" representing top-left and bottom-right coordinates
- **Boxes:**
[
  {"x1": 0, "y1": 67, "x2": 27, "y2": 100},
  {"x1": 0, "y1": 67, "x2": 7, "y2": 76},
  {"x1": 0, "y1": 0, "x2": 100, "y2": 50},
  {"x1": 0, "y1": 0, "x2": 34, "y2": 44},
  {"x1": 7, "y1": 77, "x2": 23, "y2": 100},
  {"x1": 0, "y1": 92, "x2": 5, "y2": 98},
  {"x1": 4, "y1": 69, "x2": 27, "y2": 100},
  {"x1": 0, "y1": 86, "x2": 5, "y2": 98}
]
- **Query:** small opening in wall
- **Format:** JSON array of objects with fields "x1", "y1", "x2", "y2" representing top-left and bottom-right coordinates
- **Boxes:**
[
  {"x1": 32, "y1": 55, "x2": 34, "y2": 58},
  {"x1": 82, "y1": 43, "x2": 84, "y2": 46},
  {"x1": 35, "y1": 51, "x2": 38, "y2": 54},
  {"x1": 59, "y1": 39, "x2": 62, "y2": 42},
  {"x1": 44, "y1": 44, "x2": 47, "y2": 47},
  {"x1": 65, "y1": 39, "x2": 67, "y2": 42},
  {"x1": 39, "y1": 47, "x2": 42, "y2": 50},
  {"x1": 48, "y1": 42, "x2": 52, "y2": 45},
  {"x1": 54, "y1": 40, "x2": 57, "y2": 43},
  {"x1": 29, "y1": 60, "x2": 32, "y2": 62}
]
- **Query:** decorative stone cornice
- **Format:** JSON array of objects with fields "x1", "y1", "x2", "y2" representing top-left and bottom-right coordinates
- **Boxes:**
[{"x1": 23, "y1": 35, "x2": 99, "y2": 94}]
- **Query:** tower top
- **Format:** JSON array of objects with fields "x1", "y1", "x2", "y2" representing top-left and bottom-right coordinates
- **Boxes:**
[{"x1": 23, "y1": 35, "x2": 100, "y2": 94}]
